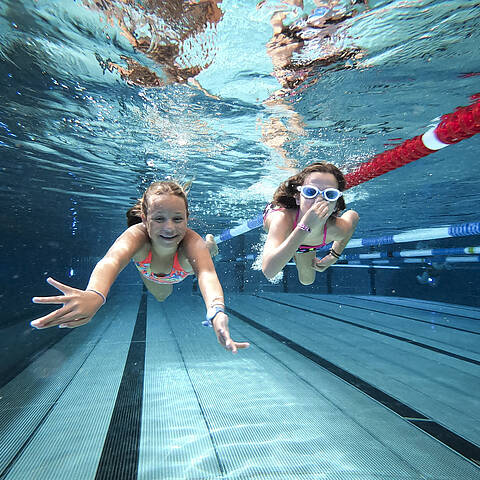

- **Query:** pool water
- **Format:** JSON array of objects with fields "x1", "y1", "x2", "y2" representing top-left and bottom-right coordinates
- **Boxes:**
[{"x1": 1, "y1": 0, "x2": 479, "y2": 478}]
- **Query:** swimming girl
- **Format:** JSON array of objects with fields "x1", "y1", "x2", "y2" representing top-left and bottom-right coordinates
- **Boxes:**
[
  {"x1": 31, "y1": 181, "x2": 249, "y2": 354},
  {"x1": 262, "y1": 162, "x2": 359, "y2": 284}
]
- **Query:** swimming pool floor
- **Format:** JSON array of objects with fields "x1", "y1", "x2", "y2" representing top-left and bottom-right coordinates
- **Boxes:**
[{"x1": 1, "y1": 291, "x2": 479, "y2": 479}]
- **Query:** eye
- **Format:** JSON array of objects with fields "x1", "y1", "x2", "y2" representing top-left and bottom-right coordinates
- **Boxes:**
[
  {"x1": 154, "y1": 217, "x2": 165, "y2": 222},
  {"x1": 174, "y1": 217, "x2": 184, "y2": 223}
]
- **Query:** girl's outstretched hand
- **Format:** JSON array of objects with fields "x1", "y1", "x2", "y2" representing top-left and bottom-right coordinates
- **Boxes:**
[
  {"x1": 213, "y1": 312, "x2": 250, "y2": 354},
  {"x1": 31, "y1": 277, "x2": 104, "y2": 330}
]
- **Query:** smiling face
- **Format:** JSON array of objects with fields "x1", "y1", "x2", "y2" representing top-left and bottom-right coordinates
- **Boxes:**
[
  {"x1": 142, "y1": 194, "x2": 188, "y2": 248},
  {"x1": 296, "y1": 171, "x2": 339, "y2": 212}
]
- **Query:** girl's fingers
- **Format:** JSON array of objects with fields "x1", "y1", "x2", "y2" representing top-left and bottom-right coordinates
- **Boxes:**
[
  {"x1": 234, "y1": 342, "x2": 250, "y2": 349},
  {"x1": 59, "y1": 318, "x2": 89, "y2": 328},
  {"x1": 32, "y1": 295, "x2": 70, "y2": 304},
  {"x1": 225, "y1": 339, "x2": 237, "y2": 353},
  {"x1": 314, "y1": 203, "x2": 329, "y2": 213},
  {"x1": 46, "y1": 277, "x2": 72, "y2": 294},
  {"x1": 31, "y1": 310, "x2": 65, "y2": 329},
  {"x1": 31, "y1": 305, "x2": 74, "y2": 329}
]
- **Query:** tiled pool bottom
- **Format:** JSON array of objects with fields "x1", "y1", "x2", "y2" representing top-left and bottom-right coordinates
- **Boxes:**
[{"x1": 1, "y1": 292, "x2": 479, "y2": 479}]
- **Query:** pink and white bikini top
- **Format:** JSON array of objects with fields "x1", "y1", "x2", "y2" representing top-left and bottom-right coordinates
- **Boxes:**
[{"x1": 134, "y1": 250, "x2": 193, "y2": 284}]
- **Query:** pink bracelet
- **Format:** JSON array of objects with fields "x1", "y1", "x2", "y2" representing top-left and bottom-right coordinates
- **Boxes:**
[
  {"x1": 86, "y1": 289, "x2": 106, "y2": 305},
  {"x1": 297, "y1": 223, "x2": 311, "y2": 233}
]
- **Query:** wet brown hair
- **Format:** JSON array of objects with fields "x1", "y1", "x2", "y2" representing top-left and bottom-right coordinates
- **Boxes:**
[
  {"x1": 271, "y1": 162, "x2": 347, "y2": 213},
  {"x1": 126, "y1": 180, "x2": 191, "y2": 227}
]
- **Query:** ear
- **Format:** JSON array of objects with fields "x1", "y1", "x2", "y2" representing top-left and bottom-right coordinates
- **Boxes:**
[
  {"x1": 141, "y1": 213, "x2": 147, "y2": 226},
  {"x1": 295, "y1": 193, "x2": 300, "y2": 206}
]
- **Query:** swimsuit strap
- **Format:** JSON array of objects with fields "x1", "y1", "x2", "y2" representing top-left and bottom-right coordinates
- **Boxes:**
[
  {"x1": 138, "y1": 250, "x2": 185, "y2": 272},
  {"x1": 143, "y1": 250, "x2": 152, "y2": 264},
  {"x1": 172, "y1": 251, "x2": 183, "y2": 272},
  {"x1": 134, "y1": 249, "x2": 191, "y2": 284},
  {"x1": 293, "y1": 208, "x2": 300, "y2": 228}
]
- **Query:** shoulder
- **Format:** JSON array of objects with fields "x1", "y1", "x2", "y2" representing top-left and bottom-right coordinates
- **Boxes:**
[
  {"x1": 263, "y1": 208, "x2": 297, "y2": 249},
  {"x1": 340, "y1": 209, "x2": 360, "y2": 224},
  {"x1": 181, "y1": 228, "x2": 205, "y2": 247},
  {"x1": 264, "y1": 207, "x2": 296, "y2": 232},
  {"x1": 178, "y1": 229, "x2": 208, "y2": 257},
  {"x1": 104, "y1": 223, "x2": 150, "y2": 263},
  {"x1": 179, "y1": 229, "x2": 214, "y2": 274},
  {"x1": 126, "y1": 224, "x2": 151, "y2": 262},
  {"x1": 330, "y1": 209, "x2": 359, "y2": 235}
]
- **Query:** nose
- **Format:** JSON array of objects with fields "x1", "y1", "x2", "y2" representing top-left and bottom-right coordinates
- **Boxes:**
[{"x1": 163, "y1": 219, "x2": 176, "y2": 232}]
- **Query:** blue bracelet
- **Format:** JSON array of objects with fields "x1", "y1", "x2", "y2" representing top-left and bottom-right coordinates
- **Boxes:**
[{"x1": 86, "y1": 289, "x2": 106, "y2": 305}]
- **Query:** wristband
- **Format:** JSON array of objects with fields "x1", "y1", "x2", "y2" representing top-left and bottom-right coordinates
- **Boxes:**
[
  {"x1": 203, "y1": 305, "x2": 225, "y2": 327},
  {"x1": 329, "y1": 248, "x2": 341, "y2": 259},
  {"x1": 297, "y1": 223, "x2": 311, "y2": 233},
  {"x1": 86, "y1": 289, "x2": 106, "y2": 305}
]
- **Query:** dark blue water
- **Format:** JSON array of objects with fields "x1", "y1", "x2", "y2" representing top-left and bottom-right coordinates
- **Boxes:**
[
  {"x1": 0, "y1": 0, "x2": 478, "y2": 317},
  {"x1": 1, "y1": 2, "x2": 480, "y2": 479}
]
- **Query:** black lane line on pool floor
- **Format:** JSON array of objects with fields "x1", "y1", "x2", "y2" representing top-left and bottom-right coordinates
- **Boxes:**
[
  {"x1": 346, "y1": 295, "x2": 480, "y2": 321},
  {"x1": 257, "y1": 295, "x2": 480, "y2": 366},
  {"x1": 95, "y1": 290, "x2": 147, "y2": 480},
  {"x1": 226, "y1": 305, "x2": 480, "y2": 466},
  {"x1": 300, "y1": 294, "x2": 480, "y2": 336}
]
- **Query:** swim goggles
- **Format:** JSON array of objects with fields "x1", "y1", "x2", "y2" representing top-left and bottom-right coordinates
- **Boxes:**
[{"x1": 297, "y1": 185, "x2": 343, "y2": 202}]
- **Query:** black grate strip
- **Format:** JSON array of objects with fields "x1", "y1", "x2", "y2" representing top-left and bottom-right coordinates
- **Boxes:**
[{"x1": 94, "y1": 290, "x2": 147, "y2": 480}]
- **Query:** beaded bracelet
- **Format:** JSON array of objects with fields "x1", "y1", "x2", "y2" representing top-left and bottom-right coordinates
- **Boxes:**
[
  {"x1": 86, "y1": 289, "x2": 106, "y2": 305},
  {"x1": 297, "y1": 223, "x2": 311, "y2": 233}
]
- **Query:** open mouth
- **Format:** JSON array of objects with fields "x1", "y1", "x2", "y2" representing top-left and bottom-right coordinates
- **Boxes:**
[{"x1": 160, "y1": 234, "x2": 178, "y2": 240}]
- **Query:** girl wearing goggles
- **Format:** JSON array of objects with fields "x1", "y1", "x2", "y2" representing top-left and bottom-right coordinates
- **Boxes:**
[
  {"x1": 262, "y1": 162, "x2": 359, "y2": 285},
  {"x1": 297, "y1": 185, "x2": 343, "y2": 202}
]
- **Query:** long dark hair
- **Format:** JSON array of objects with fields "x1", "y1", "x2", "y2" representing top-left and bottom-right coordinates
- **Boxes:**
[
  {"x1": 271, "y1": 162, "x2": 347, "y2": 213},
  {"x1": 126, "y1": 180, "x2": 191, "y2": 227}
]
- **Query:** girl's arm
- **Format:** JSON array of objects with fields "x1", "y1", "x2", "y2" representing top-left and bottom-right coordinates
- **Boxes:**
[
  {"x1": 262, "y1": 210, "x2": 310, "y2": 279},
  {"x1": 182, "y1": 229, "x2": 249, "y2": 354},
  {"x1": 86, "y1": 224, "x2": 148, "y2": 297},
  {"x1": 262, "y1": 197, "x2": 335, "y2": 278},
  {"x1": 31, "y1": 225, "x2": 148, "y2": 329},
  {"x1": 183, "y1": 230, "x2": 225, "y2": 306},
  {"x1": 313, "y1": 210, "x2": 360, "y2": 272}
]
